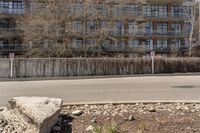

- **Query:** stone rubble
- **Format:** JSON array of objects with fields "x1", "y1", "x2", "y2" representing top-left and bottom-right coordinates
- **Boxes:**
[
  {"x1": 0, "y1": 97, "x2": 63, "y2": 133},
  {"x1": 62, "y1": 103, "x2": 200, "y2": 117},
  {"x1": 72, "y1": 110, "x2": 83, "y2": 116},
  {"x1": 86, "y1": 125, "x2": 94, "y2": 131}
]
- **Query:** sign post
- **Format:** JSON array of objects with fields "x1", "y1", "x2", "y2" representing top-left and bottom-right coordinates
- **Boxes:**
[
  {"x1": 9, "y1": 53, "x2": 15, "y2": 78},
  {"x1": 151, "y1": 51, "x2": 155, "y2": 74}
]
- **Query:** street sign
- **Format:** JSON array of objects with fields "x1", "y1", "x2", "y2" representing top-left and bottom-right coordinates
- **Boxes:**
[
  {"x1": 151, "y1": 51, "x2": 155, "y2": 57},
  {"x1": 9, "y1": 53, "x2": 15, "y2": 58}
]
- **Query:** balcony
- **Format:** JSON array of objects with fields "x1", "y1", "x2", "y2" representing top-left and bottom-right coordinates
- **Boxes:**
[
  {"x1": 144, "y1": 14, "x2": 185, "y2": 21},
  {"x1": 0, "y1": 8, "x2": 25, "y2": 15},
  {"x1": 0, "y1": 28, "x2": 20, "y2": 33},
  {"x1": 0, "y1": 44, "x2": 23, "y2": 52},
  {"x1": 0, "y1": 28, "x2": 22, "y2": 37},
  {"x1": 135, "y1": 31, "x2": 189, "y2": 38},
  {"x1": 146, "y1": 0, "x2": 184, "y2": 4}
]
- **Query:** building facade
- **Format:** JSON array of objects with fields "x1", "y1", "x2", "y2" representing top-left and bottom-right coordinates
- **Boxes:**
[
  {"x1": 0, "y1": 0, "x2": 195, "y2": 57},
  {"x1": 68, "y1": 0, "x2": 194, "y2": 57},
  {"x1": 0, "y1": 0, "x2": 27, "y2": 57}
]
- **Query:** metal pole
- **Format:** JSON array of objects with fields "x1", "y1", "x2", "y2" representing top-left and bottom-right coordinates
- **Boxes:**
[
  {"x1": 199, "y1": 1, "x2": 200, "y2": 45},
  {"x1": 10, "y1": 58, "x2": 13, "y2": 78},
  {"x1": 152, "y1": 56, "x2": 154, "y2": 74}
]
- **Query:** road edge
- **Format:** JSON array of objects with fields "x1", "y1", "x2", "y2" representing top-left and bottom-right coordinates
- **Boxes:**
[{"x1": 0, "y1": 73, "x2": 200, "y2": 82}]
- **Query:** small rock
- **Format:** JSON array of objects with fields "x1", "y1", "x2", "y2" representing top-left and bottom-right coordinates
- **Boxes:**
[
  {"x1": 0, "y1": 113, "x2": 5, "y2": 121},
  {"x1": 0, "y1": 108, "x2": 4, "y2": 112},
  {"x1": 84, "y1": 104, "x2": 89, "y2": 107},
  {"x1": 63, "y1": 120, "x2": 68, "y2": 123},
  {"x1": 128, "y1": 115, "x2": 135, "y2": 121},
  {"x1": 86, "y1": 125, "x2": 94, "y2": 131},
  {"x1": 186, "y1": 127, "x2": 191, "y2": 130},
  {"x1": 52, "y1": 126, "x2": 61, "y2": 131},
  {"x1": 72, "y1": 110, "x2": 83, "y2": 116},
  {"x1": 123, "y1": 117, "x2": 128, "y2": 121},
  {"x1": 149, "y1": 107, "x2": 156, "y2": 112},
  {"x1": 91, "y1": 118, "x2": 97, "y2": 123},
  {"x1": 106, "y1": 118, "x2": 110, "y2": 121}
]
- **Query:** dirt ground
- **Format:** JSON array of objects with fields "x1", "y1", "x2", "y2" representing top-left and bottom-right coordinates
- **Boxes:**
[{"x1": 52, "y1": 103, "x2": 200, "y2": 133}]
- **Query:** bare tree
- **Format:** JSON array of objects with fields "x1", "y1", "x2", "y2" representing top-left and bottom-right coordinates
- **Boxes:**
[
  {"x1": 18, "y1": 0, "x2": 74, "y2": 57},
  {"x1": 183, "y1": 0, "x2": 200, "y2": 56},
  {"x1": 18, "y1": 0, "x2": 149, "y2": 57}
]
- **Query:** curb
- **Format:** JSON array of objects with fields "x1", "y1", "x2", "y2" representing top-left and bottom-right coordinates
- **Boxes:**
[
  {"x1": 0, "y1": 73, "x2": 200, "y2": 82},
  {"x1": 63, "y1": 101, "x2": 200, "y2": 106}
]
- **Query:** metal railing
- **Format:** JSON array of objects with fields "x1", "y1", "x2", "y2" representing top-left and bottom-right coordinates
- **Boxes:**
[
  {"x1": 0, "y1": 44, "x2": 22, "y2": 51},
  {"x1": 0, "y1": 8, "x2": 25, "y2": 15},
  {"x1": 0, "y1": 28, "x2": 21, "y2": 33}
]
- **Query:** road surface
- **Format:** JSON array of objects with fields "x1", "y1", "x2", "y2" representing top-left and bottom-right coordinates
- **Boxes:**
[{"x1": 0, "y1": 75, "x2": 200, "y2": 106}]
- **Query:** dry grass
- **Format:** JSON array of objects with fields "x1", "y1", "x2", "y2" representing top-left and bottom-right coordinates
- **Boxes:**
[{"x1": 10, "y1": 57, "x2": 200, "y2": 78}]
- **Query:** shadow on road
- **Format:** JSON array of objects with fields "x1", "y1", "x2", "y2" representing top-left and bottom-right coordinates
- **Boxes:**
[{"x1": 171, "y1": 85, "x2": 198, "y2": 89}]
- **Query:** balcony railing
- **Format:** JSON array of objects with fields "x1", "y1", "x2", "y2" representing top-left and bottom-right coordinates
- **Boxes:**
[
  {"x1": 112, "y1": 31, "x2": 189, "y2": 37},
  {"x1": 0, "y1": 28, "x2": 21, "y2": 33},
  {"x1": 0, "y1": 8, "x2": 25, "y2": 15},
  {"x1": 146, "y1": 0, "x2": 184, "y2": 4},
  {"x1": 134, "y1": 31, "x2": 189, "y2": 37},
  {"x1": 0, "y1": 44, "x2": 23, "y2": 51}
]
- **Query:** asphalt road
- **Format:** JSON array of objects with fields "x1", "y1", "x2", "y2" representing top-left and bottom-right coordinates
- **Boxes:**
[{"x1": 0, "y1": 75, "x2": 200, "y2": 106}]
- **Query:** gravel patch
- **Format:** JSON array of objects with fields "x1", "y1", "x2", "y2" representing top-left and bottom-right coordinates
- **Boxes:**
[{"x1": 51, "y1": 103, "x2": 200, "y2": 133}]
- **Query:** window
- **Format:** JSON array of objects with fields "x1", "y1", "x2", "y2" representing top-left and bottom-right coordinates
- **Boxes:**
[
  {"x1": 100, "y1": 21, "x2": 108, "y2": 29},
  {"x1": 145, "y1": 22, "x2": 153, "y2": 35},
  {"x1": 98, "y1": 4, "x2": 108, "y2": 16},
  {"x1": 0, "y1": 1, "x2": 25, "y2": 14},
  {"x1": 124, "y1": 4, "x2": 139, "y2": 16},
  {"x1": 73, "y1": 38, "x2": 83, "y2": 46},
  {"x1": 157, "y1": 40, "x2": 168, "y2": 49},
  {"x1": 145, "y1": 40, "x2": 152, "y2": 50},
  {"x1": 0, "y1": 41, "x2": 3, "y2": 49},
  {"x1": 144, "y1": 5, "x2": 151, "y2": 16},
  {"x1": 144, "y1": 5, "x2": 167, "y2": 17},
  {"x1": 114, "y1": 22, "x2": 124, "y2": 36},
  {"x1": 102, "y1": 40, "x2": 111, "y2": 49},
  {"x1": 172, "y1": 6, "x2": 182, "y2": 17},
  {"x1": 0, "y1": 20, "x2": 8, "y2": 28},
  {"x1": 86, "y1": 39, "x2": 96, "y2": 46},
  {"x1": 182, "y1": 23, "x2": 191, "y2": 36},
  {"x1": 128, "y1": 22, "x2": 138, "y2": 34},
  {"x1": 74, "y1": 4, "x2": 83, "y2": 16},
  {"x1": 0, "y1": 1, "x2": 9, "y2": 14},
  {"x1": 172, "y1": 23, "x2": 181, "y2": 35},
  {"x1": 128, "y1": 40, "x2": 139, "y2": 48},
  {"x1": 73, "y1": 21, "x2": 82, "y2": 32},
  {"x1": 182, "y1": 6, "x2": 194, "y2": 19},
  {"x1": 173, "y1": 40, "x2": 181, "y2": 48},
  {"x1": 114, "y1": 41, "x2": 124, "y2": 49},
  {"x1": 86, "y1": 21, "x2": 96, "y2": 33},
  {"x1": 159, "y1": 5, "x2": 167, "y2": 17},
  {"x1": 157, "y1": 23, "x2": 168, "y2": 35},
  {"x1": 13, "y1": 2, "x2": 25, "y2": 14},
  {"x1": 88, "y1": 4, "x2": 96, "y2": 16},
  {"x1": 151, "y1": 5, "x2": 159, "y2": 16},
  {"x1": 112, "y1": 4, "x2": 123, "y2": 16}
]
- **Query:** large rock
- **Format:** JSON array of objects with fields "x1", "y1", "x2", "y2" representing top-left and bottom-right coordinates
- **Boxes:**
[{"x1": 1, "y1": 97, "x2": 63, "y2": 133}]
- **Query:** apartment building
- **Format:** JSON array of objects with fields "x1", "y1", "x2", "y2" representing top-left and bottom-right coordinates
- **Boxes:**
[
  {"x1": 0, "y1": 0, "x2": 26, "y2": 57},
  {"x1": 69, "y1": 0, "x2": 194, "y2": 56},
  {"x1": 0, "y1": 0, "x2": 195, "y2": 57}
]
